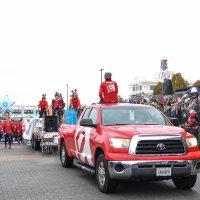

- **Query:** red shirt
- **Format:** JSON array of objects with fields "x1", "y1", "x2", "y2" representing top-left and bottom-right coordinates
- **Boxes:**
[
  {"x1": 99, "y1": 80, "x2": 118, "y2": 103},
  {"x1": 3, "y1": 121, "x2": 13, "y2": 135},
  {"x1": 38, "y1": 99, "x2": 48, "y2": 110},
  {"x1": 52, "y1": 99, "x2": 61, "y2": 109}
]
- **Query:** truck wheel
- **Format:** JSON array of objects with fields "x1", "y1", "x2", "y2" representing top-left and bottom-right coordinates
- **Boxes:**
[
  {"x1": 95, "y1": 154, "x2": 118, "y2": 193},
  {"x1": 60, "y1": 142, "x2": 73, "y2": 168},
  {"x1": 34, "y1": 138, "x2": 40, "y2": 150},
  {"x1": 173, "y1": 175, "x2": 197, "y2": 190},
  {"x1": 31, "y1": 137, "x2": 34, "y2": 149}
]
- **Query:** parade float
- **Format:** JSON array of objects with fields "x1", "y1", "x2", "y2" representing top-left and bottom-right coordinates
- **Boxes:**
[
  {"x1": 23, "y1": 116, "x2": 59, "y2": 154},
  {"x1": 23, "y1": 90, "x2": 82, "y2": 154}
]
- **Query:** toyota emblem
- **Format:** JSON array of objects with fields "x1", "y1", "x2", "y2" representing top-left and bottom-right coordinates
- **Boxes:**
[{"x1": 157, "y1": 143, "x2": 166, "y2": 151}]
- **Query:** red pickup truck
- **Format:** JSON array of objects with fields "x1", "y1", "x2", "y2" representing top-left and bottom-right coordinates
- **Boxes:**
[{"x1": 59, "y1": 103, "x2": 200, "y2": 193}]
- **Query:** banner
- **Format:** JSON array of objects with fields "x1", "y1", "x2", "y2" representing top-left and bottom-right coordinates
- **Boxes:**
[{"x1": 22, "y1": 118, "x2": 34, "y2": 140}]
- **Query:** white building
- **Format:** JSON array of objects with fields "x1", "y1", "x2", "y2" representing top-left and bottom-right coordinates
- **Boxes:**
[
  {"x1": 129, "y1": 81, "x2": 158, "y2": 98},
  {"x1": 12, "y1": 105, "x2": 37, "y2": 115}
]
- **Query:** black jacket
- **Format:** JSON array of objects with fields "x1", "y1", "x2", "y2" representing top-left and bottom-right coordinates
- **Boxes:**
[{"x1": 162, "y1": 78, "x2": 174, "y2": 95}]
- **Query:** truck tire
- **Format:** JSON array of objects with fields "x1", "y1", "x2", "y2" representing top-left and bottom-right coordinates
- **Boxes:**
[
  {"x1": 34, "y1": 138, "x2": 40, "y2": 151},
  {"x1": 31, "y1": 137, "x2": 34, "y2": 149},
  {"x1": 60, "y1": 142, "x2": 73, "y2": 168},
  {"x1": 95, "y1": 154, "x2": 118, "y2": 193},
  {"x1": 173, "y1": 175, "x2": 197, "y2": 190}
]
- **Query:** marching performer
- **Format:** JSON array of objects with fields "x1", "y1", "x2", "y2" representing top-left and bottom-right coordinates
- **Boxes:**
[
  {"x1": 3, "y1": 116, "x2": 13, "y2": 149},
  {"x1": 14, "y1": 119, "x2": 23, "y2": 143},
  {"x1": 52, "y1": 92, "x2": 62, "y2": 123},
  {"x1": 69, "y1": 89, "x2": 81, "y2": 109},
  {"x1": 59, "y1": 93, "x2": 65, "y2": 122},
  {"x1": 38, "y1": 94, "x2": 49, "y2": 118},
  {"x1": 99, "y1": 72, "x2": 118, "y2": 103}
]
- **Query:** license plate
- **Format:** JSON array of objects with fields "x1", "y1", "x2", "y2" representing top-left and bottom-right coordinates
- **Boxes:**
[{"x1": 156, "y1": 168, "x2": 171, "y2": 176}]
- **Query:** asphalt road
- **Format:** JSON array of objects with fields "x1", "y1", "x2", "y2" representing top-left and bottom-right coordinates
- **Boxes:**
[{"x1": 0, "y1": 143, "x2": 200, "y2": 200}]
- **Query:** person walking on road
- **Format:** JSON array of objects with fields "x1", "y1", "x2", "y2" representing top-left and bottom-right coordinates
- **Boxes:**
[
  {"x1": 0, "y1": 120, "x2": 4, "y2": 142},
  {"x1": 3, "y1": 116, "x2": 13, "y2": 149}
]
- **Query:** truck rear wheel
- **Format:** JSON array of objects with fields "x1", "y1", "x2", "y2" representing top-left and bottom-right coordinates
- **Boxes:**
[
  {"x1": 173, "y1": 175, "x2": 197, "y2": 190},
  {"x1": 31, "y1": 137, "x2": 34, "y2": 149},
  {"x1": 60, "y1": 142, "x2": 73, "y2": 168},
  {"x1": 95, "y1": 154, "x2": 118, "y2": 193},
  {"x1": 34, "y1": 138, "x2": 40, "y2": 150}
]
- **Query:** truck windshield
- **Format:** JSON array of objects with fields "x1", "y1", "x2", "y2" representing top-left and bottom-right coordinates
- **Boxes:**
[{"x1": 102, "y1": 107, "x2": 167, "y2": 126}]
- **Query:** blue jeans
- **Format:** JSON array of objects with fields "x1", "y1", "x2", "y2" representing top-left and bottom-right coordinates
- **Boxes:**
[{"x1": 39, "y1": 109, "x2": 47, "y2": 118}]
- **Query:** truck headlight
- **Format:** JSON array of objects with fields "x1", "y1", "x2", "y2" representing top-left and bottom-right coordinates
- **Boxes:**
[
  {"x1": 186, "y1": 137, "x2": 198, "y2": 147},
  {"x1": 110, "y1": 138, "x2": 130, "y2": 149}
]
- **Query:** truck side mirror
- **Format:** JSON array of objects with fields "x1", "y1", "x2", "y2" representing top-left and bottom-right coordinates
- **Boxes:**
[{"x1": 80, "y1": 118, "x2": 97, "y2": 128}]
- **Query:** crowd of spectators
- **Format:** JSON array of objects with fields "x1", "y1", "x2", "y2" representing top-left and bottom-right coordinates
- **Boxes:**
[
  {"x1": 129, "y1": 93, "x2": 200, "y2": 142},
  {"x1": 130, "y1": 93, "x2": 199, "y2": 124}
]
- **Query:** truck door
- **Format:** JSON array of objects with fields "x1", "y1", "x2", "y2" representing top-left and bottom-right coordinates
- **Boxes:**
[
  {"x1": 81, "y1": 108, "x2": 97, "y2": 167},
  {"x1": 74, "y1": 108, "x2": 91, "y2": 161},
  {"x1": 75, "y1": 107, "x2": 97, "y2": 167}
]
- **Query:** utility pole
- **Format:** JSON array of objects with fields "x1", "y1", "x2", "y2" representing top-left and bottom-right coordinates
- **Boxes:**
[{"x1": 100, "y1": 68, "x2": 104, "y2": 83}]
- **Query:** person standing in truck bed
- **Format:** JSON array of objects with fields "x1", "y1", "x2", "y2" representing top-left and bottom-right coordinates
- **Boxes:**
[{"x1": 99, "y1": 72, "x2": 118, "y2": 103}]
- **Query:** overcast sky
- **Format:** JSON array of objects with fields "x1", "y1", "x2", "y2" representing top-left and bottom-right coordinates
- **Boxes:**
[{"x1": 0, "y1": 0, "x2": 200, "y2": 106}]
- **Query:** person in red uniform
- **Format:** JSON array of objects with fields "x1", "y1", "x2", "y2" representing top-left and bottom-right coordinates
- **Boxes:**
[
  {"x1": 52, "y1": 92, "x2": 62, "y2": 123},
  {"x1": 69, "y1": 89, "x2": 81, "y2": 109},
  {"x1": 59, "y1": 93, "x2": 65, "y2": 122},
  {"x1": 12, "y1": 120, "x2": 17, "y2": 142},
  {"x1": 13, "y1": 119, "x2": 23, "y2": 143},
  {"x1": 38, "y1": 94, "x2": 49, "y2": 118},
  {"x1": 99, "y1": 72, "x2": 118, "y2": 103},
  {"x1": 0, "y1": 120, "x2": 4, "y2": 142},
  {"x1": 3, "y1": 116, "x2": 13, "y2": 149}
]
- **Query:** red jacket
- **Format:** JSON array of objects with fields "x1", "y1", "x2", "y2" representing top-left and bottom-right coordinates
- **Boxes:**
[
  {"x1": 99, "y1": 80, "x2": 118, "y2": 103},
  {"x1": 69, "y1": 98, "x2": 81, "y2": 109},
  {"x1": 52, "y1": 99, "x2": 61, "y2": 109},
  {"x1": 38, "y1": 99, "x2": 48, "y2": 110},
  {"x1": 13, "y1": 121, "x2": 23, "y2": 136},
  {"x1": 3, "y1": 121, "x2": 13, "y2": 135}
]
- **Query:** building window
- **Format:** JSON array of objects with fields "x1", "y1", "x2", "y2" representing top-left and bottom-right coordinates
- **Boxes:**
[{"x1": 140, "y1": 86, "x2": 142, "y2": 90}]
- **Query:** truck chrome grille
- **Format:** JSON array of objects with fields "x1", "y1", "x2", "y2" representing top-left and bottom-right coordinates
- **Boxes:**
[{"x1": 136, "y1": 139, "x2": 185, "y2": 155}]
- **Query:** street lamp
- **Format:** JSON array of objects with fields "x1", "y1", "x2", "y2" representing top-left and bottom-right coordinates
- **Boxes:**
[{"x1": 100, "y1": 68, "x2": 104, "y2": 83}]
